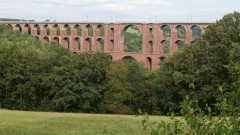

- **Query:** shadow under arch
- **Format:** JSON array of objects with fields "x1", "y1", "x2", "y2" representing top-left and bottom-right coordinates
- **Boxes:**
[
  {"x1": 122, "y1": 56, "x2": 136, "y2": 63},
  {"x1": 146, "y1": 57, "x2": 152, "y2": 70}
]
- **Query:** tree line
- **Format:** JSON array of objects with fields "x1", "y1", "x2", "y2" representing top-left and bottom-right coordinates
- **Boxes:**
[{"x1": 0, "y1": 12, "x2": 240, "y2": 115}]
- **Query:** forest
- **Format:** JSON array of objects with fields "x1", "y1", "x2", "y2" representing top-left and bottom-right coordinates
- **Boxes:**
[{"x1": 0, "y1": 12, "x2": 240, "y2": 116}]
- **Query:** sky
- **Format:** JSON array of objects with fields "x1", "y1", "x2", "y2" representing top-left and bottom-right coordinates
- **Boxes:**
[{"x1": 0, "y1": 0, "x2": 239, "y2": 23}]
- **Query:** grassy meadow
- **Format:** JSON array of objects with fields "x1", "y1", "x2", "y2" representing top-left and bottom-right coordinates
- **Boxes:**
[{"x1": 0, "y1": 109, "x2": 170, "y2": 135}]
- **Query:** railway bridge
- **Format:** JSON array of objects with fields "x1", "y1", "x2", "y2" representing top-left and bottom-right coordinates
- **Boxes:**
[{"x1": 0, "y1": 21, "x2": 208, "y2": 69}]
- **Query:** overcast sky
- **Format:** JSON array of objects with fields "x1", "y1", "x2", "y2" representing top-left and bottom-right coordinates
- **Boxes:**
[{"x1": 0, "y1": 0, "x2": 239, "y2": 22}]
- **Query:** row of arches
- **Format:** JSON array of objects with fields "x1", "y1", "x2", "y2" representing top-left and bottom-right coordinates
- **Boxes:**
[
  {"x1": 122, "y1": 56, "x2": 167, "y2": 70},
  {"x1": 161, "y1": 25, "x2": 202, "y2": 39},
  {"x1": 12, "y1": 23, "x2": 202, "y2": 39},
  {"x1": 40, "y1": 36, "x2": 105, "y2": 51},
  {"x1": 12, "y1": 24, "x2": 105, "y2": 37}
]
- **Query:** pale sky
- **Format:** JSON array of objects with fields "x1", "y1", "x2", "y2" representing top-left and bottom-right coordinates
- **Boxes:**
[{"x1": 0, "y1": 0, "x2": 239, "y2": 22}]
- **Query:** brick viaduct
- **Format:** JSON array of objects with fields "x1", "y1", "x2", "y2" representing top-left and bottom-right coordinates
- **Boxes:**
[{"x1": 0, "y1": 22, "x2": 209, "y2": 69}]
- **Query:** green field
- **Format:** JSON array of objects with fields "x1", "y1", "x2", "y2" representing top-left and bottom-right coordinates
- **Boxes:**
[{"x1": 0, "y1": 109, "x2": 170, "y2": 135}]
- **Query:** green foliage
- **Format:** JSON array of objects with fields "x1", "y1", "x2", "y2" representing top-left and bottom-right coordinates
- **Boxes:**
[
  {"x1": 47, "y1": 27, "x2": 50, "y2": 35},
  {"x1": 140, "y1": 89, "x2": 240, "y2": 135},
  {"x1": 87, "y1": 25, "x2": 93, "y2": 36},
  {"x1": 162, "y1": 25, "x2": 171, "y2": 38},
  {"x1": 203, "y1": 11, "x2": 240, "y2": 46},
  {"x1": 155, "y1": 12, "x2": 240, "y2": 114},
  {"x1": 99, "y1": 25, "x2": 104, "y2": 36},
  {"x1": 124, "y1": 26, "x2": 142, "y2": 52},
  {"x1": 192, "y1": 25, "x2": 202, "y2": 39},
  {"x1": 163, "y1": 40, "x2": 170, "y2": 54},
  {"x1": 36, "y1": 26, "x2": 40, "y2": 35},
  {"x1": 177, "y1": 25, "x2": 186, "y2": 38},
  {"x1": 56, "y1": 26, "x2": 61, "y2": 35},
  {"x1": 0, "y1": 24, "x2": 113, "y2": 112},
  {"x1": 66, "y1": 26, "x2": 71, "y2": 36},
  {"x1": 77, "y1": 26, "x2": 82, "y2": 36},
  {"x1": 176, "y1": 40, "x2": 184, "y2": 48}
]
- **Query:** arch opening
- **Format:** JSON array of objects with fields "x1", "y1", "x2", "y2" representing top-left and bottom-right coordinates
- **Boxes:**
[
  {"x1": 122, "y1": 56, "x2": 136, "y2": 63},
  {"x1": 191, "y1": 25, "x2": 202, "y2": 39},
  {"x1": 34, "y1": 24, "x2": 40, "y2": 35},
  {"x1": 161, "y1": 25, "x2": 171, "y2": 38},
  {"x1": 148, "y1": 41, "x2": 153, "y2": 54},
  {"x1": 43, "y1": 37, "x2": 49, "y2": 43},
  {"x1": 24, "y1": 24, "x2": 31, "y2": 34},
  {"x1": 86, "y1": 24, "x2": 93, "y2": 36},
  {"x1": 64, "y1": 24, "x2": 71, "y2": 36},
  {"x1": 44, "y1": 24, "x2": 50, "y2": 35},
  {"x1": 85, "y1": 38, "x2": 92, "y2": 51},
  {"x1": 15, "y1": 24, "x2": 22, "y2": 32},
  {"x1": 63, "y1": 37, "x2": 70, "y2": 49},
  {"x1": 97, "y1": 25, "x2": 104, "y2": 37},
  {"x1": 176, "y1": 25, "x2": 186, "y2": 38},
  {"x1": 74, "y1": 37, "x2": 81, "y2": 50},
  {"x1": 7, "y1": 24, "x2": 13, "y2": 29},
  {"x1": 53, "y1": 24, "x2": 60, "y2": 36},
  {"x1": 97, "y1": 38, "x2": 104, "y2": 51},
  {"x1": 176, "y1": 40, "x2": 184, "y2": 48},
  {"x1": 52, "y1": 37, "x2": 59, "y2": 44},
  {"x1": 110, "y1": 40, "x2": 114, "y2": 51},
  {"x1": 122, "y1": 25, "x2": 142, "y2": 53},
  {"x1": 146, "y1": 57, "x2": 152, "y2": 70},
  {"x1": 74, "y1": 24, "x2": 82, "y2": 36},
  {"x1": 162, "y1": 40, "x2": 170, "y2": 55},
  {"x1": 110, "y1": 28, "x2": 114, "y2": 36}
]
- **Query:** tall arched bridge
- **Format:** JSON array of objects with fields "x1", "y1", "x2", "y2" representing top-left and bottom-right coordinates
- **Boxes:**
[{"x1": 0, "y1": 22, "x2": 209, "y2": 69}]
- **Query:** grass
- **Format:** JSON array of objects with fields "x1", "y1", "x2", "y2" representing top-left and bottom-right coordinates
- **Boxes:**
[{"x1": 0, "y1": 109, "x2": 170, "y2": 135}]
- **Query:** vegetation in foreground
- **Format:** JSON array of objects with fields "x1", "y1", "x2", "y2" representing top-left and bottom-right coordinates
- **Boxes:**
[{"x1": 0, "y1": 109, "x2": 169, "y2": 135}]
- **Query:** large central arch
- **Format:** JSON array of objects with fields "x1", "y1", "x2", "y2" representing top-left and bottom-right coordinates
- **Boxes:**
[{"x1": 120, "y1": 25, "x2": 142, "y2": 53}]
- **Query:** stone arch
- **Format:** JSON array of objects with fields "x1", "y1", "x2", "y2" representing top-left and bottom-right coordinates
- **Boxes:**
[
  {"x1": 149, "y1": 23, "x2": 154, "y2": 37},
  {"x1": 159, "y1": 56, "x2": 166, "y2": 61},
  {"x1": 85, "y1": 38, "x2": 92, "y2": 51},
  {"x1": 96, "y1": 38, "x2": 104, "y2": 51},
  {"x1": 122, "y1": 56, "x2": 136, "y2": 63},
  {"x1": 43, "y1": 37, "x2": 49, "y2": 43},
  {"x1": 191, "y1": 25, "x2": 202, "y2": 39},
  {"x1": 63, "y1": 24, "x2": 71, "y2": 36},
  {"x1": 176, "y1": 25, "x2": 186, "y2": 38},
  {"x1": 52, "y1": 37, "x2": 59, "y2": 44},
  {"x1": 43, "y1": 24, "x2": 50, "y2": 35},
  {"x1": 190, "y1": 40, "x2": 196, "y2": 44},
  {"x1": 121, "y1": 25, "x2": 142, "y2": 53},
  {"x1": 34, "y1": 24, "x2": 41, "y2": 35},
  {"x1": 73, "y1": 24, "x2": 82, "y2": 36},
  {"x1": 159, "y1": 56, "x2": 166, "y2": 67},
  {"x1": 63, "y1": 37, "x2": 70, "y2": 49},
  {"x1": 97, "y1": 24, "x2": 104, "y2": 37},
  {"x1": 73, "y1": 37, "x2": 81, "y2": 50},
  {"x1": 176, "y1": 40, "x2": 184, "y2": 48},
  {"x1": 161, "y1": 25, "x2": 171, "y2": 38},
  {"x1": 36, "y1": 36, "x2": 39, "y2": 40},
  {"x1": 110, "y1": 27, "x2": 114, "y2": 36},
  {"x1": 109, "y1": 39, "x2": 114, "y2": 51},
  {"x1": 148, "y1": 41, "x2": 153, "y2": 54},
  {"x1": 161, "y1": 40, "x2": 170, "y2": 55},
  {"x1": 86, "y1": 24, "x2": 93, "y2": 36},
  {"x1": 146, "y1": 57, "x2": 152, "y2": 70},
  {"x1": 7, "y1": 24, "x2": 13, "y2": 29},
  {"x1": 53, "y1": 24, "x2": 61, "y2": 36},
  {"x1": 15, "y1": 24, "x2": 22, "y2": 32},
  {"x1": 24, "y1": 24, "x2": 31, "y2": 34}
]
